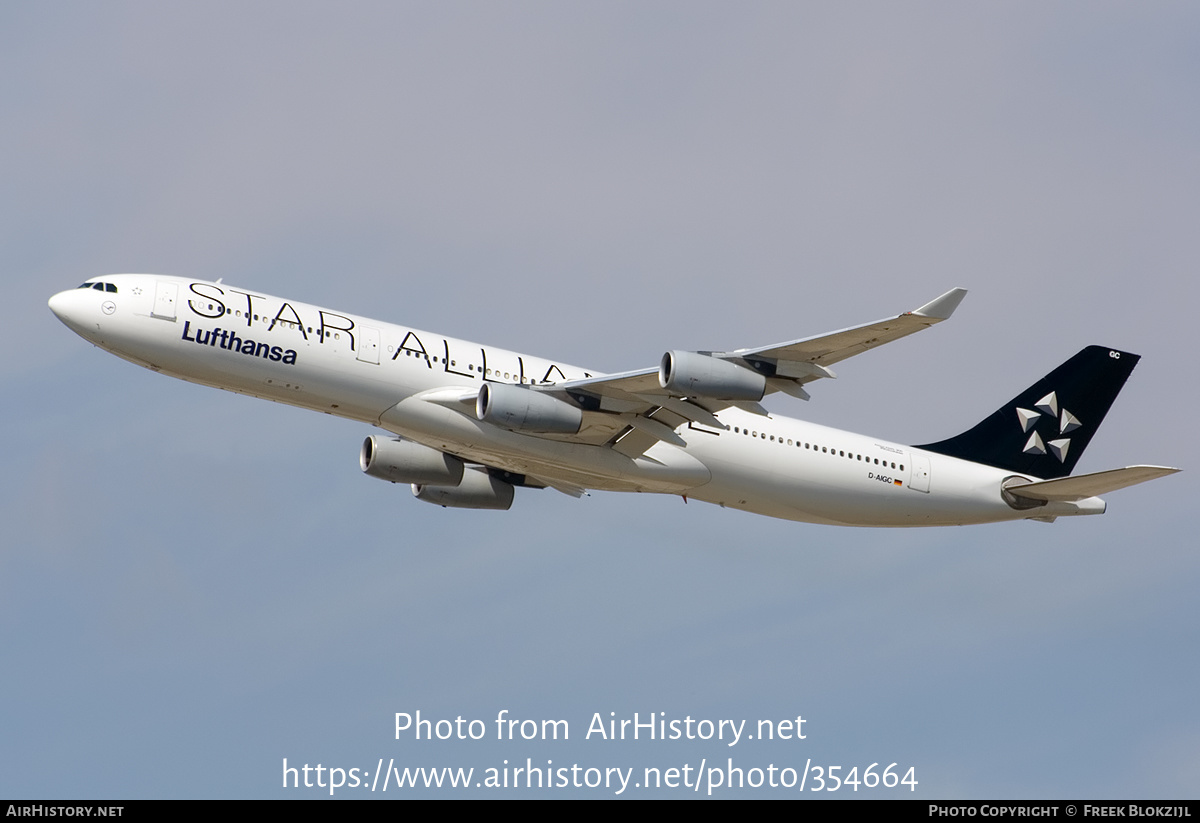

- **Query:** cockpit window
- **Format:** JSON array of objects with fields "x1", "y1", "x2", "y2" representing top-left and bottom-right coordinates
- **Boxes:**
[{"x1": 77, "y1": 281, "x2": 117, "y2": 293}]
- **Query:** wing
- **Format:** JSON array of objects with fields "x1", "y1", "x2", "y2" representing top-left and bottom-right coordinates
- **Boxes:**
[
  {"x1": 536, "y1": 287, "x2": 967, "y2": 456},
  {"x1": 724, "y1": 287, "x2": 967, "y2": 367}
]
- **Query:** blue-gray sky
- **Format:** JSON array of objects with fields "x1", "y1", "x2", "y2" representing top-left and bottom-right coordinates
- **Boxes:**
[{"x1": 3, "y1": 1, "x2": 1197, "y2": 798}]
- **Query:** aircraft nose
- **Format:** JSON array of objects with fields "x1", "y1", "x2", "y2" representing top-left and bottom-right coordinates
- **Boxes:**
[
  {"x1": 47, "y1": 289, "x2": 71, "y2": 321},
  {"x1": 48, "y1": 287, "x2": 94, "y2": 333}
]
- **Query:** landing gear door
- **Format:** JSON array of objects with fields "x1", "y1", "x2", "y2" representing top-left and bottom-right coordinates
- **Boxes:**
[
  {"x1": 357, "y1": 326, "x2": 380, "y2": 364},
  {"x1": 909, "y1": 452, "x2": 931, "y2": 493},
  {"x1": 152, "y1": 281, "x2": 178, "y2": 320}
]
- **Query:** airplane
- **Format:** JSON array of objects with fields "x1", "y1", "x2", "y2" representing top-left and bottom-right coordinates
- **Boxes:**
[{"x1": 48, "y1": 275, "x2": 1179, "y2": 527}]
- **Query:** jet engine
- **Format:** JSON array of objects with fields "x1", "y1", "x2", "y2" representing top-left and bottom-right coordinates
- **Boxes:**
[
  {"x1": 476, "y1": 382, "x2": 583, "y2": 434},
  {"x1": 412, "y1": 472, "x2": 515, "y2": 510},
  {"x1": 659, "y1": 350, "x2": 766, "y2": 401},
  {"x1": 360, "y1": 436, "x2": 465, "y2": 486}
]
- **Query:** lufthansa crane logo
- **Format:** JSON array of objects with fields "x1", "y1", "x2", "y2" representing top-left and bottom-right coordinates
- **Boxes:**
[{"x1": 1016, "y1": 391, "x2": 1080, "y2": 462}]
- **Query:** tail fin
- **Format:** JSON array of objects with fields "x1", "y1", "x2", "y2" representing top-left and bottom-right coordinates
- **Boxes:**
[{"x1": 917, "y1": 346, "x2": 1140, "y2": 479}]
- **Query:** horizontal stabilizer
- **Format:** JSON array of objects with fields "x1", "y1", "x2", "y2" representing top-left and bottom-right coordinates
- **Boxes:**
[{"x1": 1005, "y1": 465, "x2": 1180, "y2": 502}]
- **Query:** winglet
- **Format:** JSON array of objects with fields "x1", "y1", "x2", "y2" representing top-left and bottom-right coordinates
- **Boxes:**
[{"x1": 911, "y1": 288, "x2": 968, "y2": 321}]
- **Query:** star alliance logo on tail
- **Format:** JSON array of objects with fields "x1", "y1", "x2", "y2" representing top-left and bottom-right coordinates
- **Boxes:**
[{"x1": 1016, "y1": 391, "x2": 1081, "y2": 462}]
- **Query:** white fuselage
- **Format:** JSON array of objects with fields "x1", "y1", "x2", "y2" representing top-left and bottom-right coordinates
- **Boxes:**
[{"x1": 49, "y1": 274, "x2": 1103, "y2": 526}]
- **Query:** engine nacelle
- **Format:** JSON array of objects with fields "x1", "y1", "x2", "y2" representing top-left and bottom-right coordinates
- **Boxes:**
[
  {"x1": 412, "y1": 472, "x2": 515, "y2": 510},
  {"x1": 360, "y1": 436, "x2": 465, "y2": 486},
  {"x1": 476, "y1": 382, "x2": 583, "y2": 434},
  {"x1": 659, "y1": 350, "x2": 766, "y2": 401}
]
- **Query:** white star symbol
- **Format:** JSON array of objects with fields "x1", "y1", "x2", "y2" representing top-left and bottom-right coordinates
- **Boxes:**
[{"x1": 1019, "y1": 391, "x2": 1080, "y2": 461}]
